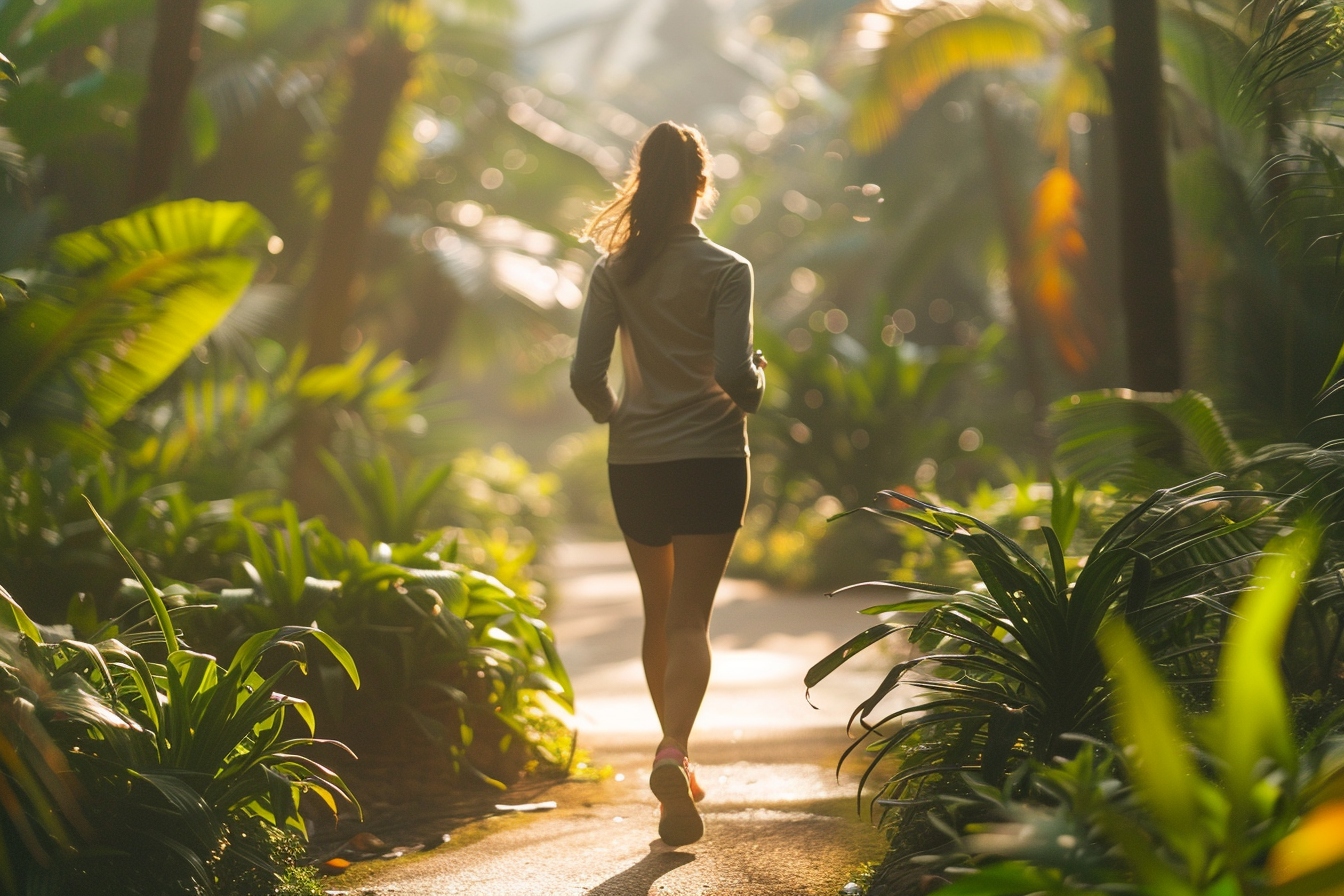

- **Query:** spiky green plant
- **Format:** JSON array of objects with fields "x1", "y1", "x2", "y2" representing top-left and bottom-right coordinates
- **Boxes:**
[
  {"x1": 808, "y1": 475, "x2": 1277, "y2": 835},
  {"x1": 0, "y1": 504, "x2": 360, "y2": 894}
]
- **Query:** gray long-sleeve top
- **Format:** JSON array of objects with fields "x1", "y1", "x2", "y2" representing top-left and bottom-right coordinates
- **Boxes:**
[{"x1": 570, "y1": 224, "x2": 765, "y2": 464}]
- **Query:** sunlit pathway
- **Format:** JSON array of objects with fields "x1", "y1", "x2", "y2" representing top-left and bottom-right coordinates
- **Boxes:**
[{"x1": 355, "y1": 542, "x2": 898, "y2": 895}]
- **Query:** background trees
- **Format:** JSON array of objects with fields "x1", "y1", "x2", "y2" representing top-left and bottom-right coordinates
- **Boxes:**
[{"x1": 1110, "y1": 0, "x2": 1181, "y2": 391}]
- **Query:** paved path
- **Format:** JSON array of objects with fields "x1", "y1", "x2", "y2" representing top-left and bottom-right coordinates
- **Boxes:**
[{"x1": 351, "y1": 542, "x2": 901, "y2": 895}]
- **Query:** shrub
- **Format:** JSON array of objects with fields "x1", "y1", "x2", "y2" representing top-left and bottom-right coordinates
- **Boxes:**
[
  {"x1": 0, "y1": 508, "x2": 358, "y2": 895},
  {"x1": 905, "y1": 528, "x2": 1344, "y2": 896},
  {"x1": 808, "y1": 476, "x2": 1276, "y2": 854},
  {"x1": 178, "y1": 506, "x2": 573, "y2": 786}
]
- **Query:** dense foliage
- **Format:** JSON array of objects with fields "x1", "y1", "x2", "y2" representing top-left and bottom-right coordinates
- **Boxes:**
[
  {"x1": 0, "y1": 510, "x2": 355, "y2": 895},
  {"x1": 922, "y1": 532, "x2": 1344, "y2": 896}
]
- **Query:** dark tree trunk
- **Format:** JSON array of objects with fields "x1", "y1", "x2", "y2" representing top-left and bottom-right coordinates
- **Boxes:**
[
  {"x1": 290, "y1": 17, "x2": 416, "y2": 516},
  {"x1": 1086, "y1": 114, "x2": 1122, "y2": 351},
  {"x1": 1109, "y1": 0, "x2": 1182, "y2": 392},
  {"x1": 129, "y1": 0, "x2": 203, "y2": 206}
]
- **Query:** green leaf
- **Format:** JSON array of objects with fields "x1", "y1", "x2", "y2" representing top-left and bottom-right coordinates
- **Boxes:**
[
  {"x1": 934, "y1": 861, "x2": 1062, "y2": 896},
  {"x1": 0, "y1": 199, "x2": 271, "y2": 430},
  {"x1": 228, "y1": 625, "x2": 359, "y2": 690},
  {"x1": 0, "y1": 585, "x2": 42, "y2": 643},
  {"x1": 852, "y1": 11, "x2": 1049, "y2": 152},
  {"x1": 305, "y1": 628, "x2": 360, "y2": 691},
  {"x1": 85, "y1": 497, "x2": 179, "y2": 654},
  {"x1": 1097, "y1": 619, "x2": 1201, "y2": 856},
  {"x1": 0, "y1": 51, "x2": 16, "y2": 85},
  {"x1": 1323, "y1": 337, "x2": 1344, "y2": 393},
  {"x1": 1049, "y1": 474, "x2": 1081, "y2": 550},
  {"x1": 1214, "y1": 526, "x2": 1320, "y2": 824},
  {"x1": 805, "y1": 623, "x2": 901, "y2": 688},
  {"x1": 1051, "y1": 390, "x2": 1245, "y2": 491},
  {"x1": 0, "y1": 275, "x2": 26, "y2": 309}
]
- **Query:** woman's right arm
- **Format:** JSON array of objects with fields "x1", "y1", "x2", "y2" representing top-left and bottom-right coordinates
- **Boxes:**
[{"x1": 570, "y1": 263, "x2": 620, "y2": 423}]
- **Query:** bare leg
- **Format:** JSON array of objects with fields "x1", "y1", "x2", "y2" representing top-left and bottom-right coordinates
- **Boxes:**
[
  {"x1": 658, "y1": 532, "x2": 737, "y2": 755},
  {"x1": 624, "y1": 537, "x2": 675, "y2": 728}
]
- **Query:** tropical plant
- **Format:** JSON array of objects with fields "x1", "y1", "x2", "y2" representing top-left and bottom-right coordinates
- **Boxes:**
[
  {"x1": 902, "y1": 526, "x2": 1344, "y2": 896},
  {"x1": 127, "y1": 341, "x2": 425, "y2": 501},
  {"x1": 756, "y1": 323, "x2": 1017, "y2": 511},
  {"x1": 0, "y1": 506, "x2": 358, "y2": 895},
  {"x1": 1050, "y1": 388, "x2": 1248, "y2": 492},
  {"x1": 181, "y1": 505, "x2": 573, "y2": 785},
  {"x1": 1166, "y1": 0, "x2": 1344, "y2": 438},
  {"x1": 1049, "y1": 380, "x2": 1344, "y2": 722},
  {"x1": 0, "y1": 198, "x2": 270, "y2": 448},
  {"x1": 806, "y1": 474, "x2": 1277, "y2": 852},
  {"x1": 0, "y1": 629, "x2": 90, "y2": 893},
  {"x1": 320, "y1": 450, "x2": 452, "y2": 544}
]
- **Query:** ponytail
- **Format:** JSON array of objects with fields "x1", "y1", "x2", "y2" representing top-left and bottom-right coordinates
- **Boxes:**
[{"x1": 582, "y1": 122, "x2": 716, "y2": 284}]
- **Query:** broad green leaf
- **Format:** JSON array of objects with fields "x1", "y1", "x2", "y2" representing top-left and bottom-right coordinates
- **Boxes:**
[
  {"x1": 0, "y1": 585, "x2": 42, "y2": 643},
  {"x1": 934, "y1": 861, "x2": 1062, "y2": 896},
  {"x1": 1214, "y1": 526, "x2": 1320, "y2": 822},
  {"x1": 1097, "y1": 619, "x2": 1202, "y2": 857},
  {"x1": 0, "y1": 199, "x2": 271, "y2": 430},
  {"x1": 228, "y1": 625, "x2": 359, "y2": 690},
  {"x1": 1051, "y1": 390, "x2": 1244, "y2": 492},
  {"x1": 0, "y1": 51, "x2": 15, "y2": 84},
  {"x1": 305, "y1": 628, "x2": 361, "y2": 691},
  {"x1": 805, "y1": 623, "x2": 901, "y2": 688}
]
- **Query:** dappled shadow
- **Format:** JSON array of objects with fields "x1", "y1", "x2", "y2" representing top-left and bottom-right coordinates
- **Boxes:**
[{"x1": 585, "y1": 847, "x2": 695, "y2": 895}]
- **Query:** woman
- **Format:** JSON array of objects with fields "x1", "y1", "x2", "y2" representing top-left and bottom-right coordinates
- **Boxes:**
[{"x1": 570, "y1": 121, "x2": 766, "y2": 848}]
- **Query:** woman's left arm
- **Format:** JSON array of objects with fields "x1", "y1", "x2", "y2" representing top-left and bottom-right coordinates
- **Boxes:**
[
  {"x1": 570, "y1": 263, "x2": 620, "y2": 423},
  {"x1": 713, "y1": 261, "x2": 766, "y2": 413}
]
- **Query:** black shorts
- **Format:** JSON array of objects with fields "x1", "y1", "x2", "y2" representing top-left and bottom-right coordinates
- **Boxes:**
[{"x1": 608, "y1": 457, "x2": 749, "y2": 547}]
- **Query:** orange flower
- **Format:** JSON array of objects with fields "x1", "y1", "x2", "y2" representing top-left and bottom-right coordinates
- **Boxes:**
[
  {"x1": 1027, "y1": 166, "x2": 1096, "y2": 374},
  {"x1": 1268, "y1": 800, "x2": 1344, "y2": 892}
]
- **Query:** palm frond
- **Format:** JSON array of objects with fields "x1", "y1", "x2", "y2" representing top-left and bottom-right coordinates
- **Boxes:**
[
  {"x1": 1050, "y1": 389, "x2": 1247, "y2": 491},
  {"x1": 810, "y1": 477, "x2": 1274, "y2": 828},
  {"x1": 0, "y1": 200, "x2": 272, "y2": 437},
  {"x1": 1236, "y1": 0, "x2": 1344, "y2": 109},
  {"x1": 849, "y1": 5, "x2": 1052, "y2": 153}
]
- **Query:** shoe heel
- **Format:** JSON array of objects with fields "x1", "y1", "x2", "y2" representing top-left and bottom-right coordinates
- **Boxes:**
[{"x1": 650, "y1": 763, "x2": 703, "y2": 847}]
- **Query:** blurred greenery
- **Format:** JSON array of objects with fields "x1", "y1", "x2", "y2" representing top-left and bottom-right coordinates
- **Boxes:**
[{"x1": 895, "y1": 529, "x2": 1344, "y2": 896}]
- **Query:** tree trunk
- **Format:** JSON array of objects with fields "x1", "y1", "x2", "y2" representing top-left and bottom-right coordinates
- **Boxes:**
[
  {"x1": 129, "y1": 0, "x2": 203, "y2": 206},
  {"x1": 290, "y1": 17, "x2": 416, "y2": 517},
  {"x1": 301, "y1": 32, "x2": 415, "y2": 367},
  {"x1": 1109, "y1": 0, "x2": 1182, "y2": 392},
  {"x1": 979, "y1": 94, "x2": 1052, "y2": 468}
]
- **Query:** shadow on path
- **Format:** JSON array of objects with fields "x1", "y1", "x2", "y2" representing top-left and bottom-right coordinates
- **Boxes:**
[{"x1": 586, "y1": 847, "x2": 695, "y2": 895}]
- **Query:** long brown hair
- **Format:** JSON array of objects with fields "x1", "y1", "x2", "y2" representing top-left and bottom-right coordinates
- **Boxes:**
[{"x1": 583, "y1": 122, "x2": 717, "y2": 284}]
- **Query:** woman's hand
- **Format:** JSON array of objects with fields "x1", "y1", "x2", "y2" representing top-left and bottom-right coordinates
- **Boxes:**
[{"x1": 752, "y1": 350, "x2": 768, "y2": 369}]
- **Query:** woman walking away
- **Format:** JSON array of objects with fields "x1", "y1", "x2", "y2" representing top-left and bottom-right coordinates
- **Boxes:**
[{"x1": 571, "y1": 121, "x2": 766, "y2": 848}]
